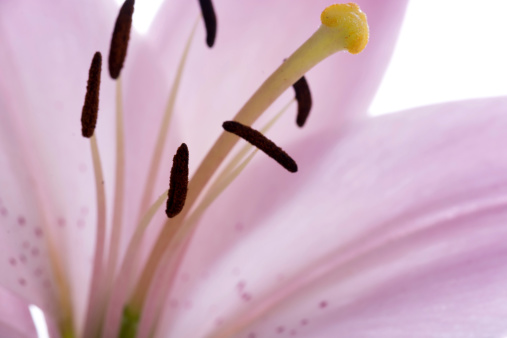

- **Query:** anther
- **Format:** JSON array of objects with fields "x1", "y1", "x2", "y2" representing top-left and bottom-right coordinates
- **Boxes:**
[
  {"x1": 81, "y1": 52, "x2": 102, "y2": 138},
  {"x1": 293, "y1": 76, "x2": 312, "y2": 127},
  {"x1": 198, "y1": 0, "x2": 217, "y2": 47},
  {"x1": 223, "y1": 121, "x2": 298, "y2": 173},
  {"x1": 108, "y1": 0, "x2": 135, "y2": 79},
  {"x1": 165, "y1": 143, "x2": 189, "y2": 218}
]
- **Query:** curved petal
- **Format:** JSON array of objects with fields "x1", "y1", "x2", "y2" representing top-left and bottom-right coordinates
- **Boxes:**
[
  {"x1": 0, "y1": 287, "x2": 37, "y2": 338},
  {"x1": 153, "y1": 97, "x2": 507, "y2": 337},
  {"x1": 0, "y1": 0, "x2": 117, "y2": 331}
]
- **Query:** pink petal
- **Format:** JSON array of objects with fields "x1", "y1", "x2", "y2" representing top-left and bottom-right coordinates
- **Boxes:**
[
  {"x1": 0, "y1": 287, "x2": 37, "y2": 338},
  {"x1": 153, "y1": 97, "x2": 507, "y2": 337},
  {"x1": 0, "y1": 0, "x2": 116, "y2": 331}
]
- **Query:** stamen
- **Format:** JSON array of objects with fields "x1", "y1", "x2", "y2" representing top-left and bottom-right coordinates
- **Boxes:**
[
  {"x1": 293, "y1": 76, "x2": 312, "y2": 127},
  {"x1": 217, "y1": 99, "x2": 294, "y2": 181},
  {"x1": 81, "y1": 52, "x2": 102, "y2": 138},
  {"x1": 166, "y1": 143, "x2": 189, "y2": 218},
  {"x1": 223, "y1": 121, "x2": 297, "y2": 173},
  {"x1": 105, "y1": 79, "x2": 125, "y2": 283},
  {"x1": 83, "y1": 135, "x2": 108, "y2": 337},
  {"x1": 109, "y1": 188, "x2": 168, "y2": 337},
  {"x1": 80, "y1": 55, "x2": 108, "y2": 335},
  {"x1": 102, "y1": 78, "x2": 126, "y2": 333},
  {"x1": 109, "y1": 0, "x2": 135, "y2": 79},
  {"x1": 198, "y1": 0, "x2": 217, "y2": 47}
]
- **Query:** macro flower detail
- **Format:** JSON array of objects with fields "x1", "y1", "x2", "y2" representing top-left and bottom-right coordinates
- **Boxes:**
[{"x1": 2, "y1": 0, "x2": 506, "y2": 338}]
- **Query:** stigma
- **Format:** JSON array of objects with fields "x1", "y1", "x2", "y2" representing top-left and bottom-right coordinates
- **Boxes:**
[{"x1": 320, "y1": 3, "x2": 369, "y2": 54}]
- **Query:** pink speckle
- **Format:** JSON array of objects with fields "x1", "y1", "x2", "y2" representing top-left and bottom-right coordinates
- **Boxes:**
[
  {"x1": 276, "y1": 326, "x2": 285, "y2": 334},
  {"x1": 237, "y1": 280, "x2": 246, "y2": 291},
  {"x1": 31, "y1": 248, "x2": 40, "y2": 257},
  {"x1": 18, "y1": 216, "x2": 26, "y2": 226},
  {"x1": 183, "y1": 300, "x2": 193, "y2": 310},
  {"x1": 34, "y1": 268, "x2": 43, "y2": 277},
  {"x1": 79, "y1": 163, "x2": 87, "y2": 173},
  {"x1": 19, "y1": 254, "x2": 27, "y2": 264},
  {"x1": 290, "y1": 329, "x2": 297, "y2": 336},
  {"x1": 81, "y1": 206, "x2": 89, "y2": 215},
  {"x1": 234, "y1": 222, "x2": 245, "y2": 232},
  {"x1": 241, "y1": 293, "x2": 252, "y2": 302},
  {"x1": 77, "y1": 219, "x2": 85, "y2": 228},
  {"x1": 9, "y1": 257, "x2": 17, "y2": 266},
  {"x1": 169, "y1": 299, "x2": 179, "y2": 309},
  {"x1": 18, "y1": 278, "x2": 26, "y2": 286},
  {"x1": 319, "y1": 301, "x2": 328, "y2": 309},
  {"x1": 43, "y1": 280, "x2": 51, "y2": 288},
  {"x1": 0, "y1": 207, "x2": 7, "y2": 216},
  {"x1": 34, "y1": 227, "x2": 43, "y2": 238},
  {"x1": 215, "y1": 318, "x2": 224, "y2": 327},
  {"x1": 57, "y1": 218, "x2": 66, "y2": 227},
  {"x1": 300, "y1": 319, "x2": 308, "y2": 326},
  {"x1": 248, "y1": 333, "x2": 256, "y2": 338},
  {"x1": 22, "y1": 241, "x2": 30, "y2": 249}
]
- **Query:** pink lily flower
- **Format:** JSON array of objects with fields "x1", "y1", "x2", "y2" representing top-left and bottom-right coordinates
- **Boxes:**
[{"x1": 1, "y1": 0, "x2": 506, "y2": 337}]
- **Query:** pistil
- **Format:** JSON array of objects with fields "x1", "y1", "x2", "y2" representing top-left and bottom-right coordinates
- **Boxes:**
[
  {"x1": 71, "y1": 3, "x2": 370, "y2": 337},
  {"x1": 126, "y1": 5, "x2": 370, "y2": 325},
  {"x1": 183, "y1": 3, "x2": 370, "y2": 219}
]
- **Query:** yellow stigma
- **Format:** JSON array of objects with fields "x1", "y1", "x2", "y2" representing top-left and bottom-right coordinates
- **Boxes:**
[{"x1": 320, "y1": 3, "x2": 369, "y2": 54}]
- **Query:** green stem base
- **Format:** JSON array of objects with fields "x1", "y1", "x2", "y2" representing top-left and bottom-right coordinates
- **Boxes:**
[{"x1": 119, "y1": 306, "x2": 140, "y2": 338}]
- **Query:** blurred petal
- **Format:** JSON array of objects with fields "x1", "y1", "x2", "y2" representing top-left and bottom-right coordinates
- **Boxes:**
[
  {"x1": 154, "y1": 96, "x2": 507, "y2": 337},
  {"x1": 0, "y1": 287, "x2": 37, "y2": 338},
  {"x1": 0, "y1": 0, "x2": 116, "y2": 330}
]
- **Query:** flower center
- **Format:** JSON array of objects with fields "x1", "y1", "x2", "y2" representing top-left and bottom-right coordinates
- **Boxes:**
[{"x1": 53, "y1": 2, "x2": 370, "y2": 337}]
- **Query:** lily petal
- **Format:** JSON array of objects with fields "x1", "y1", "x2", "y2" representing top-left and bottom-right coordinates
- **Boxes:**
[
  {"x1": 0, "y1": 287, "x2": 37, "y2": 338},
  {"x1": 154, "y1": 97, "x2": 507, "y2": 337}
]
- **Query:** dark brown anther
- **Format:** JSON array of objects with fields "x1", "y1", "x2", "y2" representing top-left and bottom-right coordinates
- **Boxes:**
[
  {"x1": 293, "y1": 76, "x2": 312, "y2": 127},
  {"x1": 81, "y1": 52, "x2": 102, "y2": 138},
  {"x1": 223, "y1": 121, "x2": 298, "y2": 173},
  {"x1": 166, "y1": 143, "x2": 189, "y2": 218},
  {"x1": 108, "y1": 0, "x2": 135, "y2": 79},
  {"x1": 198, "y1": 0, "x2": 217, "y2": 47}
]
